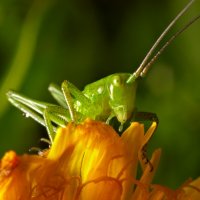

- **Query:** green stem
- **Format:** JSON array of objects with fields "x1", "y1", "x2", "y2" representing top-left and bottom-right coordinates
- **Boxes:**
[{"x1": 0, "y1": 0, "x2": 53, "y2": 118}]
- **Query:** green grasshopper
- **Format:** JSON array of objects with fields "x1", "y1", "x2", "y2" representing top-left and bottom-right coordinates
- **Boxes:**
[{"x1": 7, "y1": 0, "x2": 200, "y2": 144}]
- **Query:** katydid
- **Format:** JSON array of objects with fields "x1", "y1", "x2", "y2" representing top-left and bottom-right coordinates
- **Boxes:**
[{"x1": 7, "y1": 0, "x2": 200, "y2": 144}]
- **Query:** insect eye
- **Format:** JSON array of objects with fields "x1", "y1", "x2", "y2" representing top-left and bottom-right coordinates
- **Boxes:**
[{"x1": 113, "y1": 75, "x2": 121, "y2": 86}]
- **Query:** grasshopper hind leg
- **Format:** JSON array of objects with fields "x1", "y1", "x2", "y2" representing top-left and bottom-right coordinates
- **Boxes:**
[
  {"x1": 7, "y1": 90, "x2": 71, "y2": 143},
  {"x1": 7, "y1": 94, "x2": 47, "y2": 128}
]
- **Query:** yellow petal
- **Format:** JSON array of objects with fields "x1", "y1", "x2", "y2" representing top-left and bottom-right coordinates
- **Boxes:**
[
  {"x1": 48, "y1": 119, "x2": 138, "y2": 199},
  {"x1": 131, "y1": 148, "x2": 162, "y2": 200},
  {"x1": 0, "y1": 151, "x2": 45, "y2": 200},
  {"x1": 181, "y1": 177, "x2": 200, "y2": 200},
  {"x1": 0, "y1": 119, "x2": 165, "y2": 200}
]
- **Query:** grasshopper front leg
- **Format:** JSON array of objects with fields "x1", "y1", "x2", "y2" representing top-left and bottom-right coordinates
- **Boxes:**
[
  {"x1": 49, "y1": 80, "x2": 92, "y2": 122},
  {"x1": 61, "y1": 80, "x2": 92, "y2": 120}
]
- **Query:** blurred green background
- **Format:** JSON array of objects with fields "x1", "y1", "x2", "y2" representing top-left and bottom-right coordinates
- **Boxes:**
[{"x1": 0, "y1": 0, "x2": 200, "y2": 189}]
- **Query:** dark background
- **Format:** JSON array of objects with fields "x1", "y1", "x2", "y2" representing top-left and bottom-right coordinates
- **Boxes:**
[{"x1": 0, "y1": 0, "x2": 200, "y2": 189}]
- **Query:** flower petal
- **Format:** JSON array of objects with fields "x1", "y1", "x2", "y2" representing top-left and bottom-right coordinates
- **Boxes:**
[
  {"x1": 0, "y1": 151, "x2": 45, "y2": 200},
  {"x1": 181, "y1": 177, "x2": 200, "y2": 200}
]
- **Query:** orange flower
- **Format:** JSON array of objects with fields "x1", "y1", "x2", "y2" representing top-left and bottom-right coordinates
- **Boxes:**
[{"x1": 0, "y1": 119, "x2": 199, "y2": 200}]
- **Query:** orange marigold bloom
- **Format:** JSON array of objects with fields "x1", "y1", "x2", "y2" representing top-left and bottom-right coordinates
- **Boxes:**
[{"x1": 0, "y1": 119, "x2": 199, "y2": 200}]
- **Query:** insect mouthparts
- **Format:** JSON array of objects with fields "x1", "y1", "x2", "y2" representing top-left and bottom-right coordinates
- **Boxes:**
[{"x1": 118, "y1": 123, "x2": 124, "y2": 132}]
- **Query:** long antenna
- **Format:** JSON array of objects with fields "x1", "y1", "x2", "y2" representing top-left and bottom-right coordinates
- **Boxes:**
[
  {"x1": 127, "y1": 0, "x2": 196, "y2": 83},
  {"x1": 141, "y1": 14, "x2": 200, "y2": 77}
]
